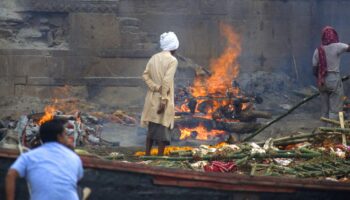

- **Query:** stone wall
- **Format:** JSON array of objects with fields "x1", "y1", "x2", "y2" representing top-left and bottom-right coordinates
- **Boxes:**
[{"x1": 1, "y1": 0, "x2": 350, "y2": 113}]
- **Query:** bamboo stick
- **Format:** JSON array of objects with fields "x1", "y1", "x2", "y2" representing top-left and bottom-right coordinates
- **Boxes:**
[
  {"x1": 250, "y1": 163, "x2": 257, "y2": 176},
  {"x1": 273, "y1": 138, "x2": 314, "y2": 146},
  {"x1": 320, "y1": 117, "x2": 340, "y2": 126},
  {"x1": 319, "y1": 127, "x2": 350, "y2": 134},
  {"x1": 256, "y1": 132, "x2": 318, "y2": 146},
  {"x1": 140, "y1": 152, "x2": 321, "y2": 161},
  {"x1": 339, "y1": 112, "x2": 347, "y2": 146},
  {"x1": 140, "y1": 156, "x2": 193, "y2": 161}
]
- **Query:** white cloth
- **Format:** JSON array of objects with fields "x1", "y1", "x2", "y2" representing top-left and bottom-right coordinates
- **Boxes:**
[{"x1": 160, "y1": 32, "x2": 179, "y2": 51}]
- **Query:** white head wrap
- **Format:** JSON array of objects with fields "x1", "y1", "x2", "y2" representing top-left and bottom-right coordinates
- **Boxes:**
[{"x1": 160, "y1": 32, "x2": 179, "y2": 51}]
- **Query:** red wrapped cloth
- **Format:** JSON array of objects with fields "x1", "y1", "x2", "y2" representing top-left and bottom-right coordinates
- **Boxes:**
[
  {"x1": 204, "y1": 161, "x2": 237, "y2": 173},
  {"x1": 317, "y1": 26, "x2": 339, "y2": 86}
]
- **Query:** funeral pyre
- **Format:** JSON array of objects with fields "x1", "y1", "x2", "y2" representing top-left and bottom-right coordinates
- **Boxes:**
[
  {"x1": 173, "y1": 22, "x2": 271, "y2": 142},
  {"x1": 0, "y1": 98, "x2": 137, "y2": 150}
]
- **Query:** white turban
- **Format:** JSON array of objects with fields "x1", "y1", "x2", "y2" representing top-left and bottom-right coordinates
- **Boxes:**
[{"x1": 160, "y1": 32, "x2": 179, "y2": 51}]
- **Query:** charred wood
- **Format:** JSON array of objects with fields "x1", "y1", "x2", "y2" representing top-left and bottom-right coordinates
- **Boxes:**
[
  {"x1": 212, "y1": 107, "x2": 271, "y2": 122},
  {"x1": 216, "y1": 121, "x2": 261, "y2": 134},
  {"x1": 175, "y1": 117, "x2": 215, "y2": 129},
  {"x1": 239, "y1": 110, "x2": 272, "y2": 122},
  {"x1": 188, "y1": 98, "x2": 197, "y2": 114},
  {"x1": 197, "y1": 100, "x2": 213, "y2": 114}
]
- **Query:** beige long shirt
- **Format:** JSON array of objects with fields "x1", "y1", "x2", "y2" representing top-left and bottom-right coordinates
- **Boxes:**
[{"x1": 141, "y1": 51, "x2": 178, "y2": 129}]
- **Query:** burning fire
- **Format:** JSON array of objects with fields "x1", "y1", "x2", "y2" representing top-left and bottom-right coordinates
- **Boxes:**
[
  {"x1": 179, "y1": 23, "x2": 242, "y2": 115},
  {"x1": 179, "y1": 123, "x2": 226, "y2": 140},
  {"x1": 177, "y1": 23, "x2": 242, "y2": 140},
  {"x1": 38, "y1": 105, "x2": 56, "y2": 125},
  {"x1": 38, "y1": 86, "x2": 79, "y2": 125},
  {"x1": 192, "y1": 22, "x2": 241, "y2": 99}
]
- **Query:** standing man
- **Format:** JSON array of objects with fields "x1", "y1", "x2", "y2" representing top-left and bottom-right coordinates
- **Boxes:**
[
  {"x1": 141, "y1": 32, "x2": 179, "y2": 156},
  {"x1": 312, "y1": 26, "x2": 350, "y2": 120},
  {"x1": 6, "y1": 119, "x2": 83, "y2": 200}
]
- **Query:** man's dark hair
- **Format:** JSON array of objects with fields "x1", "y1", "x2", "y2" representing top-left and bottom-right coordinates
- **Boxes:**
[{"x1": 39, "y1": 119, "x2": 66, "y2": 143}]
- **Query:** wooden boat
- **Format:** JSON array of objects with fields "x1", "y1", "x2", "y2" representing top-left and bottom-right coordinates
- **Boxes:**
[{"x1": 1, "y1": 148, "x2": 350, "y2": 199}]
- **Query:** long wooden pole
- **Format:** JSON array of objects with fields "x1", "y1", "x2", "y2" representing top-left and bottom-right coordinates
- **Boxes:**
[
  {"x1": 243, "y1": 75, "x2": 350, "y2": 142},
  {"x1": 243, "y1": 93, "x2": 319, "y2": 142}
]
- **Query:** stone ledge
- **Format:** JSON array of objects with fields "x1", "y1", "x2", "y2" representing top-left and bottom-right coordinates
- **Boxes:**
[
  {"x1": 23, "y1": 77, "x2": 144, "y2": 87},
  {"x1": 16, "y1": 77, "x2": 193, "y2": 87},
  {"x1": 0, "y1": 48, "x2": 154, "y2": 58},
  {"x1": 26, "y1": 0, "x2": 120, "y2": 13}
]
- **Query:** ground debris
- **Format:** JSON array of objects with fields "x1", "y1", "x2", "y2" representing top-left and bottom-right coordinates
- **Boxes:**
[{"x1": 132, "y1": 128, "x2": 350, "y2": 180}]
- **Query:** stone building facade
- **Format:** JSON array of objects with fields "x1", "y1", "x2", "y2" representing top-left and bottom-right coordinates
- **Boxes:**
[{"x1": 0, "y1": 0, "x2": 349, "y2": 110}]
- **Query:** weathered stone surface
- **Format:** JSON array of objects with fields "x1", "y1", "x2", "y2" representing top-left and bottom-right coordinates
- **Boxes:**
[
  {"x1": 89, "y1": 86, "x2": 145, "y2": 108},
  {"x1": 6, "y1": 55, "x2": 48, "y2": 77},
  {"x1": 17, "y1": 28, "x2": 42, "y2": 39},
  {"x1": 69, "y1": 13, "x2": 121, "y2": 49},
  {"x1": 24, "y1": 77, "x2": 144, "y2": 87},
  {"x1": 14, "y1": 85, "x2": 88, "y2": 99},
  {"x1": 119, "y1": 17, "x2": 140, "y2": 27},
  {"x1": 0, "y1": 28, "x2": 12, "y2": 38},
  {"x1": 63, "y1": 55, "x2": 99, "y2": 79},
  {"x1": 0, "y1": 55, "x2": 8, "y2": 77},
  {"x1": 200, "y1": 0, "x2": 228, "y2": 15},
  {"x1": 121, "y1": 26, "x2": 140, "y2": 34},
  {"x1": 83, "y1": 58, "x2": 147, "y2": 77},
  {"x1": 145, "y1": 0, "x2": 199, "y2": 15},
  {"x1": 26, "y1": 0, "x2": 119, "y2": 13},
  {"x1": 0, "y1": 86, "x2": 13, "y2": 96}
]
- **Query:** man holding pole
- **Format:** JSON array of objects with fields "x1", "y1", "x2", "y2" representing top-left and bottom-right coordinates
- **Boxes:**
[{"x1": 312, "y1": 26, "x2": 350, "y2": 120}]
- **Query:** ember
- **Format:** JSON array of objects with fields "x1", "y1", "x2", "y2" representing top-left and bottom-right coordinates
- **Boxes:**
[{"x1": 179, "y1": 123, "x2": 226, "y2": 140}]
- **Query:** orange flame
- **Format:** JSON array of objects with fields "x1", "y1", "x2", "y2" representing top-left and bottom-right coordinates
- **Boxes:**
[
  {"x1": 191, "y1": 22, "x2": 241, "y2": 114},
  {"x1": 179, "y1": 123, "x2": 226, "y2": 140},
  {"x1": 38, "y1": 105, "x2": 56, "y2": 125}
]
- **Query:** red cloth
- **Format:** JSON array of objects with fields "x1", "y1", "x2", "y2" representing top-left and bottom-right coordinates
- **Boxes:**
[
  {"x1": 204, "y1": 161, "x2": 237, "y2": 173},
  {"x1": 317, "y1": 26, "x2": 339, "y2": 86}
]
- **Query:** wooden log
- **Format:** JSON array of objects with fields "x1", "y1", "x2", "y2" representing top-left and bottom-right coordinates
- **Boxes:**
[
  {"x1": 239, "y1": 110, "x2": 272, "y2": 121},
  {"x1": 175, "y1": 117, "x2": 214, "y2": 129},
  {"x1": 212, "y1": 106, "x2": 271, "y2": 122},
  {"x1": 175, "y1": 112, "x2": 193, "y2": 116},
  {"x1": 240, "y1": 110, "x2": 272, "y2": 119}
]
